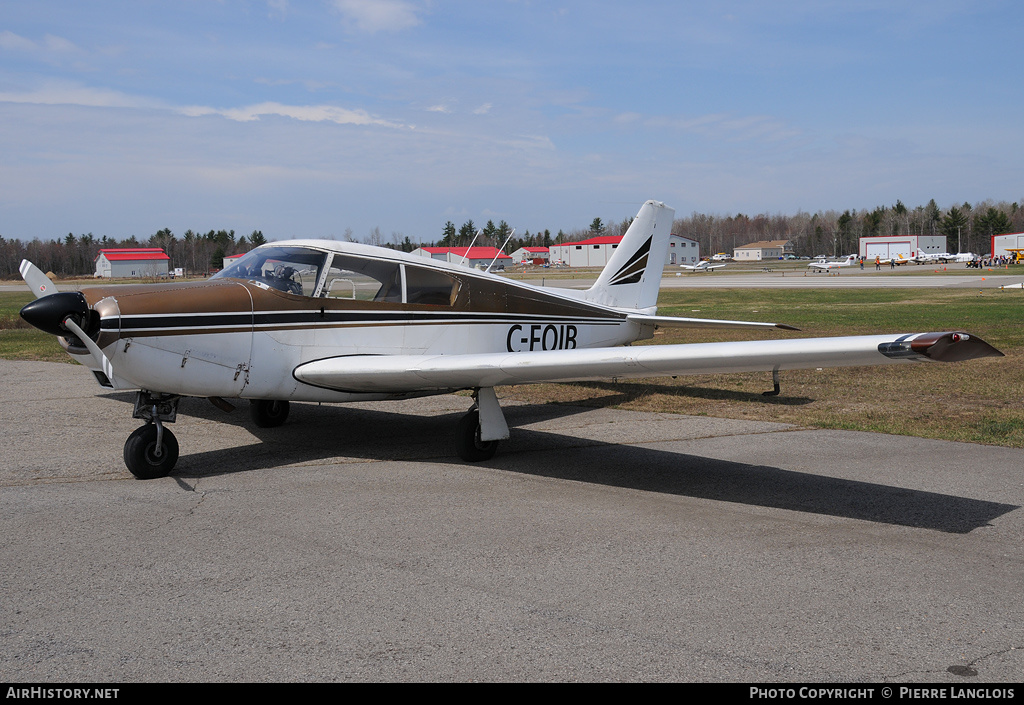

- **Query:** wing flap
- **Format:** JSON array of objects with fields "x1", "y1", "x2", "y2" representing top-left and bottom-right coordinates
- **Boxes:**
[{"x1": 294, "y1": 332, "x2": 1001, "y2": 393}]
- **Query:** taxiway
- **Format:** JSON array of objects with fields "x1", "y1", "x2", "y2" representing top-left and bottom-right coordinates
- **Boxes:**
[{"x1": 1, "y1": 360, "x2": 1020, "y2": 682}]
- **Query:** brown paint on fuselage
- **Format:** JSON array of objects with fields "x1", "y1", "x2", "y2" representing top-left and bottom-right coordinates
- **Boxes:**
[{"x1": 79, "y1": 270, "x2": 626, "y2": 341}]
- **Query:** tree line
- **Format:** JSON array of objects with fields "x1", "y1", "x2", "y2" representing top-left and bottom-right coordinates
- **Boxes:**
[
  {"x1": 670, "y1": 199, "x2": 1023, "y2": 260},
  {"x1": 429, "y1": 199, "x2": 1023, "y2": 260},
  {"x1": 0, "y1": 228, "x2": 266, "y2": 278},
  {"x1": 2, "y1": 197, "x2": 1021, "y2": 278}
]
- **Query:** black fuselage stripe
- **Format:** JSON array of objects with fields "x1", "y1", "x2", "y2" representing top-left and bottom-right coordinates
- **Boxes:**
[{"x1": 104, "y1": 311, "x2": 627, "y2": 332}]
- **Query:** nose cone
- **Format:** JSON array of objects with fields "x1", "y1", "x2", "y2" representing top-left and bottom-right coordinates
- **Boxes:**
[{"x1": 20, "y1": 292, "x2": 90, "y2": 337}]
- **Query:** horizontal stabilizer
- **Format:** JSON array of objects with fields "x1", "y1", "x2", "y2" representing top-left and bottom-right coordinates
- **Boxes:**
[{"x1": 626, "y1": 313, "x2": 800, "y2": 331}]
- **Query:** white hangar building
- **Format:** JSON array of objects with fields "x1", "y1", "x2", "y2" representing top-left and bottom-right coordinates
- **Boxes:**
[
  {"x1": 94, "y1": 248, "x2": 171, "y2": 278},
  {"x1": 858, "y1": 235, "x2": 946, "y2": 261},
  {"x1": 549, "y1": 234, "x2": 698, "y2": 267},
  {"x1": 991, "y1": 232, "x2": 1024, "y2": 258}
]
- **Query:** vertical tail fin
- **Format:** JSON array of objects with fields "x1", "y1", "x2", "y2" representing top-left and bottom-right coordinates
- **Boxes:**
[{"x1": 584, "y1": 200, "x2": 675, "y2": 311}]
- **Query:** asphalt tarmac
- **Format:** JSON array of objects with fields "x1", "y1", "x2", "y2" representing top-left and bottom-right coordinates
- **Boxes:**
[{"x1": 1, "y1": 359, "x2": 1021, "y2": 682}]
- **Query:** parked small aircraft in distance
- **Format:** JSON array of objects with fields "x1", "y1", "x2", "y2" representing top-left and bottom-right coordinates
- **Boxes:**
[
  {"x1": 932, "y1": 251, "x2": 978, "y2": 264},
  {"x1": 807, "y1": 254, "x2": 858, "y2": 271},
  {"x1": 877, "y1": 253, "x2": 911, "y2": 267},
  {"x1": 913, "y1": 249, "x2": 972, "y2": 265},
  {"x1": 680, "y1": 260, "x2": 726, "y2": 272},
  {"x1": 20, "y1": 200, "x2": 1003, "y2": 479}
]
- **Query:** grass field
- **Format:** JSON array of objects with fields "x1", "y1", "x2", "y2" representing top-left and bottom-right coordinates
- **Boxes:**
[
  {"x1": 503, "y1": 288, "x2": 1024, "y2": 448},
  {"x1": 2, "y1": 287, "x2": 1022, "y2": 447}
]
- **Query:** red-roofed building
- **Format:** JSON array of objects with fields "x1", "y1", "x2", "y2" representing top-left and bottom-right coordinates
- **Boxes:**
[
  {"x1": 94, "y1": 248, "x2": 171, "y2": 278},
  {"x1": 510, "y1": 246, "x2": 549, "y2": 265},
  {"x1": 411, "y1": 246, "x2": 513, "y2": 269}
]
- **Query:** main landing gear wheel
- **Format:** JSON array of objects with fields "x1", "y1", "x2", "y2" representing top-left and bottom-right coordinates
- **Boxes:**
[
  {"x1": 123, "y1": 424, "x2": 179, "y2": 480},
  {"x1": 455, "y1": 409, "x2": 499, "y2": 462},
  {"x1": 250, "y1": 399, "x2": 290, "y2": 428}
]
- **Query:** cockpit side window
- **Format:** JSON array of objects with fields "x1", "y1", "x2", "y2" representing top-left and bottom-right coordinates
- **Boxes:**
[
  {"x1": 321, "y1": 255, "x2": 403, "y2": 302},
  {"x1": 214, "y1": 246, "x2": 326, "y2": 297},
  {"x1": 405, "y1": 266, "x2": 461, "y2": 306}
]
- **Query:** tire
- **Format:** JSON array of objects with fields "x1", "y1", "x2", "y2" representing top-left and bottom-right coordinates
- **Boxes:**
[
  {"x1": 250, "y1": 399, "x2": 290, "y2": 428},
  {"x1": 455, "y1": 410, "x2": 498, "y2": 462},
  {"x1": 124, "y1": 425, "x2": 179, "y2": 480}
]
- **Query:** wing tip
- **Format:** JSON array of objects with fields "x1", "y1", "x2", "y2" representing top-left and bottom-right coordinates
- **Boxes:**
[{"x1": 879, "y1": 332, "x2": 1003, "y2": 362}]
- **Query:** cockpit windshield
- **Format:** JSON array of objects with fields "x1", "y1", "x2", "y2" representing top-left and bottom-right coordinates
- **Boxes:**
[{"x1": 213, "y1": 246, "x2": 327, "y2": 297}]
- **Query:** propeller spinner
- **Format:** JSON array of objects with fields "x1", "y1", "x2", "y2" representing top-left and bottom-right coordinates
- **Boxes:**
[{"x1": 19, "y1": 291, "x2": 90, "y2": 337}]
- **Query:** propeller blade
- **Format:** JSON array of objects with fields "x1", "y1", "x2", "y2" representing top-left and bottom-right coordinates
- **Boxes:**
[
  {"x1": 60, "y1": 315, "x2": 123, "y2": 390},
  {"x1": 20, "y1": 260, "x2": 58, "y2": 298}
]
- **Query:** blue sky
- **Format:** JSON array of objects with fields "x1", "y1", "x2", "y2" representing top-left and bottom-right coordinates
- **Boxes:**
[{"x1": 1, "y1": 1, "x2": 1021, "y2": 244}]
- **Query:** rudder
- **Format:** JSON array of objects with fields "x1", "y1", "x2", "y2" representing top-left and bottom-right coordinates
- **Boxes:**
[{"x1": 585, "y1": 200, "x2": 675, "y2": 311}]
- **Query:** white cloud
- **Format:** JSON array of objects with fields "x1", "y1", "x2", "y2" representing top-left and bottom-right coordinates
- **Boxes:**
[
  {"x1": 179, "y1": 101, "x2": 406, "y2": 128},
  {"x1": 0, "y1": 31, "x2": 80, "y2": 55},
  {"x1": 0, "y1": 30, "x2": 37, "y2": 52},
  {"x1": 0, "y1": 82, "x2": 156, "y2": 109},
  {"x1": 331, "y1": 0, "x2": 423, "y2": 33},
  {"x1": 473, "y1": 103, "x2": 492, "y2": 115},
  {"x1": 0, "y1": 81, "x2": 406, "y2": 131}
]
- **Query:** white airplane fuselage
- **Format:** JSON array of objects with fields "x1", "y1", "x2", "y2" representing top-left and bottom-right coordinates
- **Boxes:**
[{"x1": 62, "y1": 241, "x2": 648, "y2": 403}]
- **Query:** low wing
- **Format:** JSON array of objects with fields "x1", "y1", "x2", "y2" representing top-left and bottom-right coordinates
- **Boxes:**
[{"x1": 294, "y1": 331, "x2": 1001, "y2": 394}]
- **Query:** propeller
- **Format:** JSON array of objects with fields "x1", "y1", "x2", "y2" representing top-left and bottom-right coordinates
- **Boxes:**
[
  {"x1": 19, "y1": 259, "x2": 58, "y2": 299},
  {"x1": 19, "y1": 259, "x2": 123, "y2": 389}
]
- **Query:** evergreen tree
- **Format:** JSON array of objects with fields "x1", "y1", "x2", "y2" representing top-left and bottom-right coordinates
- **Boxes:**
[
  {"x1": 440, "y1": 221, "x2": 456, "y2": 247},
  {"x1": 458, "y1": 220, "x2": 476, "y2": 246},
  {"x1": 940, "y1": 207, "x2": 969, "y2": 250}
]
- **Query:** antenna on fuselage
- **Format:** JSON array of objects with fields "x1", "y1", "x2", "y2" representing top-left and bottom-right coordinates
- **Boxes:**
[
  {"x1": 486, "y1": 229, "x2": 515, "y2": 272},
  {"x1": 459, "y1": 229, "x2": 483, "y2": 267}
]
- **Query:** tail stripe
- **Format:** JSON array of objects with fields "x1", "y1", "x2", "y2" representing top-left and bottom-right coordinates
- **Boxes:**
[{"x1": 609, "y1": 236, "x2": 652, "y2": 285}]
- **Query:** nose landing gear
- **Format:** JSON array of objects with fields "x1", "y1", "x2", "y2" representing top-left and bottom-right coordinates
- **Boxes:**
[{"x1": 123, "y1": 392, "x2": 181, "y2": 479}]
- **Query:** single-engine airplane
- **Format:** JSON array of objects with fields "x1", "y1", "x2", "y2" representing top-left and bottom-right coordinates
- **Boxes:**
[
  {"x1": 680, "y1": 260, "x2": 726, "y2": 272},
  {"x1": 937, "y1": 252, "x2": 978, "y2": 264},
  {"x1": 807, "y1": 254, "x2": 858, "y2": 271},
  {"x1": 19, "y1": 200, "x2": 1003, "y2": 479},
  {"x1": 878, "y1": 253, "x2": 911, "y2": 267}
]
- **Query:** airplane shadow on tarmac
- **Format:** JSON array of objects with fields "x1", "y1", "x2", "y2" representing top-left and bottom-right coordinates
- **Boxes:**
[{"x1": 101, "y1": 391, "x2": 1016, "y2": 535}]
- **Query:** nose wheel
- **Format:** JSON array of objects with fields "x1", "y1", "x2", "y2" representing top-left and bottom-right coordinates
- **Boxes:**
[
  {"x1": 124, "y1": 424, "x2": 179, "y2": 479},
  {"x1": 124, "y1": 391, "x2": 181, "y2": 479}
]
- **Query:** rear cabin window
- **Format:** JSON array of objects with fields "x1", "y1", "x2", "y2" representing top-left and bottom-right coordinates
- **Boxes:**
[{"x1": 405, "y1": 266, "x2": 461, "y2": 306}]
